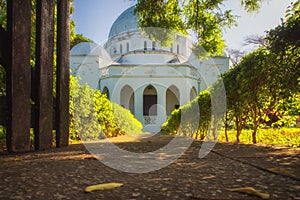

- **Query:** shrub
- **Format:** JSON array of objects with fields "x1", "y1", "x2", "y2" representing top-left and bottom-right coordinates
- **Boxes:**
[
  {"x1": 69, "y1": 76, "x2": 142, "y2": 141},
  {"x1": 161, "y1": 90, "x2": 211, "y2": 140},
  {"x1": 112, "y1": 103, "x2": 142, "y2": 135}
]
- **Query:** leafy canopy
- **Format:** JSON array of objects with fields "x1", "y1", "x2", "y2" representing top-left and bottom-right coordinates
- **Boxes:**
[{"x1": 134, "y1": 0, "x2": 268, "y2": 57}]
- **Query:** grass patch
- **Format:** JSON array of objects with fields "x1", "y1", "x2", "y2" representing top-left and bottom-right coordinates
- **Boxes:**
[{"x1": 218, "y1": 128, "x2": 300, "y2": 147}]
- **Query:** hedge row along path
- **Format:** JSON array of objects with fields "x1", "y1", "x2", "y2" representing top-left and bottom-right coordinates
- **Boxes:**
[{"x1": 0, "y1": 134, "x2": 299, "y2": 199}]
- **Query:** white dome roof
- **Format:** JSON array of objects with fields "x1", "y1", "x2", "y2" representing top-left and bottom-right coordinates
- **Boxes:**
[
  {"x1": 108, "y1": 6, "x2": 138, "y2": 38},
  {"x1": 70, "y1": 42, "x2": 100, "y2": 56}
]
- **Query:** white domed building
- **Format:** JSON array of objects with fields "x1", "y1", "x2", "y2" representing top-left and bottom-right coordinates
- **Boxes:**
[{"x1": 71, "y1": 6, "x2": 232, "y2": 132}]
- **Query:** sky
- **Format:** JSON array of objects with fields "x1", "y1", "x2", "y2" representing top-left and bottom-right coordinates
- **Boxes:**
[{"x1": 71, "y1": 0, "x2": 293, "y2": 52}]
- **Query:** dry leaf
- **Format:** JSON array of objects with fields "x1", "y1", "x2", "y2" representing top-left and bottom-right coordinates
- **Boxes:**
[
  {"x1": 225, "y1": 187, "x2": 270, "y2": 199},
  {"x1": 85, "y1": 182, "x2": 124, "y2": 192},
  {"x1": 267, "y1": 167, "x2": 292, "y2": 173}
]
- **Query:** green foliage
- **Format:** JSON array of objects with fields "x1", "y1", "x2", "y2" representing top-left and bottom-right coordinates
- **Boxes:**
[
  {"x1": 134, "y1": 0, "x2": 240, "y2": 57},
  {"x1": 135, "y1": 0, "x2": 187, "y2": 47},
  {"x1": 69, "y1": 76, "x2": 142, "y2": 141},
  {"x1": 197, "y1": 90, "x2": 212, "y2": 139},
  {"x1": 0, "y1": 0, "x2": 6, "y2": 29},
  {"x1": 240, "y1": 0, "x2": 265, "y2": 12},
  {"x1": 266, "y1": 0, "x2": 300, "y2": 94},
  {"x1": 164, "y1": 1, "x2": 300, "y2": 145},
  {"x1": 70, "y1": 33, "x2": 93, "y2": 49},
  {"x1": 161, "y1": 108, "x2": 181, "y2": 134},
  {"x1": 183, "y1": 0, "x2": 236, "y2": 57},
  {"x1": 112, "y1": 103, "x2": 143, "y2": 135},
  {"x1": 134, "y1": 0, "x2": 280, "y2": 57},
  {"x1": 220, "y1": 1, "x2": 300, "y2": 143},
  {"x1": 69, "y1": 77, "x2": 102, "y2": 141},
  {"x1": 0, "y1": 125, "x2": 6, "y2": 148},
  {"x1": 162, "y1": 90, "x2": 211, "y2": 140}
]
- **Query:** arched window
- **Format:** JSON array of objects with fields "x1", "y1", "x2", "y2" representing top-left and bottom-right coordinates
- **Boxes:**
[
  {"x1": 121, "y1": 85, "x2": 135, "y2": 114},
  {"x1": 177, "y1": 44, "x2": 180, "y2": 54},
  {"x1": 126, "y1": 42, "x2": 129, "y2": 52},
  {"x1": 144, "y1": 41, "x2": 147, "y2": 50},
  {"x1": 190, "y1": 87, "x2": 197, "y2": 101},
  {"x1": 152, "y1": 41, "x2": 156, "y2": 50},
  {"x1": 166, "y1": 85, "x2": 180, "y2": 116},
  {"x1": 120, "y1": 44, "x2": 123, "y2": 54}
]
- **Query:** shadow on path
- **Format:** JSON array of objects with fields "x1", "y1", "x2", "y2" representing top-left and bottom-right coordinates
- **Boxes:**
[{"x1": 0, "y1": 134, "x2": 299, "y2": 199}]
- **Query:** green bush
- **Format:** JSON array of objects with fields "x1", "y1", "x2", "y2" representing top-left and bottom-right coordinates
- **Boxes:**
[
  {"x1": 161, "y1": 90, "x2": 211, "y2": 140},
  {"x1": 70, "y1": 78, "x2": 102, "y2": 141},
  {"x1": 161, "y1": 108, "x2": 181, "y2": 134},
  {"x1": 69, "y1": 76, "x2": 142, "y2": 141},
  {"x1": 112, "y1": 103, "x2": 142, "y2": 135}
]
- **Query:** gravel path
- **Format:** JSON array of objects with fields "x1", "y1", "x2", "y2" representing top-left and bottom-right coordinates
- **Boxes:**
[{"x1": 0, "y1": 134, "x2": 299, "y2": 200}]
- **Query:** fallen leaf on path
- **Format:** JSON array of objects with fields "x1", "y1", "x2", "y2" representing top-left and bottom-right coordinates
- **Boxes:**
[
  {"x1": 225, "y1": 187, "x2": 270, "y2": 199},
  {"x1": 85, "y1": 182, "x2": 124, "y2": 192},
  {"x1": 291, "y1": 185, "x2": 300, "y2": 190},
  {"x1": 267, "y1": 167, "x2": 292, "y2": 173}
]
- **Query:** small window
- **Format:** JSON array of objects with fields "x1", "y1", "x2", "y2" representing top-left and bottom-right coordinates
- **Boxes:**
[
  {"x1": 120, "y1": 44, "x2": 123, "y2": 54},
  {"x1": 170, "y1": 46, "x2": 173, "y2": 53},
  {"x1": 144, "y1": 41, "x2": 147, "y2": 50},
  {"x1": 152, "y1": 41, "x2": 156, "y2": 50},
  {"x1": 177, "y1": 44, "x2": 180, "y2": 54},
  {"x1": 126, "y1": 42, "x2": 129, "y2": 52}
]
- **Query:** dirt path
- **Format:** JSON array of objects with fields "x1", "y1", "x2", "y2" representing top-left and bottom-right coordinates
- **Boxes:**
[{"x1": 0, "y1": 134, "x2": 299, "y2": 199}]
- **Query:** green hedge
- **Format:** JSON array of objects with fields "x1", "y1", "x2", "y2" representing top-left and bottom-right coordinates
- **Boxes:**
[
  {"x1": 69, "y1": 76, "x2": 142, "y2": 141},
  {"x1": 161, "y1": 90, "x2": 211, "y2": 140},
  {"x1": 112, "y1": 103, "x2": 142, "y2": 135}
]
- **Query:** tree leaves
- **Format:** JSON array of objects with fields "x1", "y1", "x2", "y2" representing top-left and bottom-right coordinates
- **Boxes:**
[
  {"x1": 135, "y1": 0, "x2": 186, "y2": 47},
  {"x1": 134, "y1": 0, "x2": 240, "y2": 57},
  {"x1": 240, "y1": 0, "x2": 265, "y2": 12}
]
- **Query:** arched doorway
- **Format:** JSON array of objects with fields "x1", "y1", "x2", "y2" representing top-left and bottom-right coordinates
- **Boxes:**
[
  {"x1": 143, "y1": 85, "x2": 157, "y2": 116},
  {"x1": 190, "y1": 86, "x2": 197, "y2": 101},
  {"x1": 102, "y1": 86, "x2": 110, "y2": 100},
  {"x1": 120, "y1": 85, "x2": 134, "y2": 114},
  {"x1": 166, "y1": 85, "x2": 180, "y2": 116}
]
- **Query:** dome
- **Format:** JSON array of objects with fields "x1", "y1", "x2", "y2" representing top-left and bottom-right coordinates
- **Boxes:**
[
  {"x1": 108, "y1": 6, "x2": 138, "y2": 38},
  {"x1": 70, "y1": 42, "x2": 101, "y2": 56}
]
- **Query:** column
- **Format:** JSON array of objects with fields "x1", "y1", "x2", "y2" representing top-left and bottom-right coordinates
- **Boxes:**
[
  {"x1": 180, "y1": 83, "x2": 190, "y2": 105},
  {"x1": 134, "y1": 87, "x2": 144, "y2": 124},
  {"x1": 157, "y1": 86, "x2": 167, "y2": 125}
]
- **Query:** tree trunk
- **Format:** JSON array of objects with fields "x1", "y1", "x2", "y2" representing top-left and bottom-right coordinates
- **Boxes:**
[
  {"x1": 224, "y1": 112, "x2": 229, "y2": 142},
  {"x1": 252, "y1": 121, "x2": 259, "y2": 144},
  {"x1": 225, "y1": 127, "x2": 228, "y2": 142},
  {"x1": 235, "y1": 117, "x2": 240, "y2": 143},
  {"x1": 252, "y1": 108, "x2": 259, "y2": 144}
]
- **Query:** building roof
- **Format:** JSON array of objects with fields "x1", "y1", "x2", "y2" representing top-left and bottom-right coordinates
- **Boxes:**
[
  {"x1": 70, "y1": 42, "x2": 100, "y2": 56},
  {"x1": 108, "y1": 6, "x2": 138, "y2": 39}
]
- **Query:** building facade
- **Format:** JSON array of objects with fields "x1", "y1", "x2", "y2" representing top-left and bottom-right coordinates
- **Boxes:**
[{"x1": 70, "y1": 6, "x2": 231, "y2": 132}]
